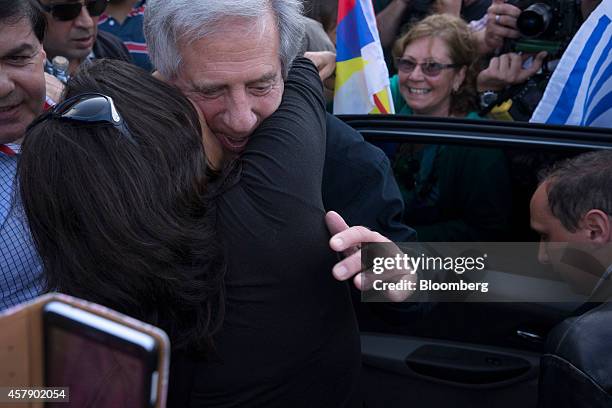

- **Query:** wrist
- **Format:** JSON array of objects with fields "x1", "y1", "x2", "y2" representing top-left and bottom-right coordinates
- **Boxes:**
[{"x1": 479, "y1": 90, "x2": 499, "y2": 110}]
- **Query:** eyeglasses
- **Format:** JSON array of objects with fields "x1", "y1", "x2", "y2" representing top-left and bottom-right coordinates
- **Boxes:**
[
  {"x1": 395, "y1": 58, "x2": 460, "y2": 77},
  {"x1": 39, "y1": 0, "x2": 109, "y2": 21},
  {"x1": 30, "y1": 93, "x2": 136, "y2": 145}
]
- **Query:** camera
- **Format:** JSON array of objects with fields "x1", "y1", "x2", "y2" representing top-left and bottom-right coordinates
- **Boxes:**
[{"x1": 504, "y1": 0, "x2": 582, "y2": 58}]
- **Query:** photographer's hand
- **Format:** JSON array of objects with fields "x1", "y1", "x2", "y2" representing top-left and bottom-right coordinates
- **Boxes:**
[
  {"x1": 477, "y1": 51, "x2": 547, "y2": 92},
  {"x1": 483, "y1": 0, "x2": 521, "y2": 54}
]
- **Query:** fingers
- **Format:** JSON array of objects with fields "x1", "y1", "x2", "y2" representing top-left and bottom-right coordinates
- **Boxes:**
[
  {"x1": 488, "y1": 1, "x2": 521, "y2": 19},
  {"x1": 304, "y1": 51, "x2": 337, "y2": 82},
  {"x1": 489, "y1": 22, "x2": 521, "y2": 40},
  {"x1": 325, "y1": 211, "x2": 349, "y2": 237},
  {"x1": 479, "y1": 51, "x2": 545, "y2": 91},
  {"x1": 332, "y1": 249, "x2": 361, "y2": 281},
  {"x1": 504, "y1": 53, "x2": 524, "y2": 83},
  {"x1": 485, "y1": 1, "x2": 521, "y2": 48},
  {"x1": 329, "y1": 226, "x2": 389, "y2": 253},
  {"x1": 530, "y1": 51, "x2": 548, "y2": 73},
  {"x1": 489, "y1": 56, "x2": 501, "y2": 71},
  {"x1": 493, "y1": 14, "x2": 520, "y2": 32},
  {"x1": 327, "y1": 211, "x2": 362, "y2": 257}
]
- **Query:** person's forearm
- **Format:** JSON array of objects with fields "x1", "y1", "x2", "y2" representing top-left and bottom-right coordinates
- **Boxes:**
[
  {"x1": 376, "y1": 0, "x2": 411, "y2": 49},
  {"x1": 435, "y1": 0, "x2": 462, "y2": 16},
  {"x1": 473, "y1": 29, "x2": 493, "y2": 56}
]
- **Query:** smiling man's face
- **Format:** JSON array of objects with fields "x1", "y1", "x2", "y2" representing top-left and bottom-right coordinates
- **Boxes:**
[
  {"x1": 0, "y1": 19, "x2": 46, "y2": 143},
  {"x1": 172, "y1": 11, "x2": 284, "y2": 155}
]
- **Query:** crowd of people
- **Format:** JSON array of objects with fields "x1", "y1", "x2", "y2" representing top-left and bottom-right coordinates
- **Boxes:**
[{"x1": 0, "y1": 0, "x2": 610, "y2": 407}]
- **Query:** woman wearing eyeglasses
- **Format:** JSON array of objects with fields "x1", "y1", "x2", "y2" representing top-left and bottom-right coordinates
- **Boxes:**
[
  {"x1": 18, "y1": 58, "x2": 361, "y2": 407},
  {"x1": 390, "y1": 14, "x2": 512, "y2": 242},
  {"x1": 390, "y1": 14, "x2": 480, "y2": 119}
]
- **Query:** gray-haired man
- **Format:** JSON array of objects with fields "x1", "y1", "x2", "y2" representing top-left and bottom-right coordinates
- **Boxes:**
[{"x1": 144, "y1": 0, "x2": 413, "y2": 406}]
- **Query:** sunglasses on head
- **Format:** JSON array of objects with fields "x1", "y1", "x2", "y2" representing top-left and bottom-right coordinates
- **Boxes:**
[
  {"x1": 30, "y1": 93, "x2": 137, "y2": 145},
  {"x1": 396, "y1": 58, "x2": 460, "y2": 77},
  {"x1": 40, "y1": 0, "x2": 109, "y2": 21}
]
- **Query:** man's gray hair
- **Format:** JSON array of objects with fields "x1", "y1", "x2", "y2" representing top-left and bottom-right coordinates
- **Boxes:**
[
  {"x1": 144, "y1": 0, "x2": 305, "y2": 80},
  {"x1": 538, "y1": 150, "x2": 612, "y2": 232}
]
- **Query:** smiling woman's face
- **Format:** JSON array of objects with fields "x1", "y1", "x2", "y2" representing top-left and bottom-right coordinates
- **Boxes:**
[{"x1": 398, "y1": 36, "x2": 465, "y2": 117}]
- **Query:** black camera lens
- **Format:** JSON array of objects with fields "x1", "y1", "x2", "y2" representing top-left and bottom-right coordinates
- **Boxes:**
[{"x1": 517, "y1": 3, "x2": 552, "y2": 37}]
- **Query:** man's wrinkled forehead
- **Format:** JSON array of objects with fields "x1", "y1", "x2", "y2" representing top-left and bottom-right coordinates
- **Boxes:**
[
  {"x1": 177, "y1": 12, "x2": 278, "y2": 61},
  {"x1": 176, "y1": 12, "x2": 282, "y2": 82}
]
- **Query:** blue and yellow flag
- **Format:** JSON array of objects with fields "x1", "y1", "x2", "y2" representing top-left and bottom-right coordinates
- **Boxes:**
[{"x1": 334, "y1": 0, "x2": 394, "y2": 114}]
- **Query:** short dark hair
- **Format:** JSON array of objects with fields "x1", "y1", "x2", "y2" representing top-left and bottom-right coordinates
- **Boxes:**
[
  {"x1": 539, "y1": 150, "x2": 612, "y2": 232},
  {"x1": 19, "y1": 60, "x2": 225, "y2": 352},
  {"x1": 303, "y1": 0, "x2": 338, "y2": 33},
  {"x1": 0, "y1": 0, "x2": 46, "y2": 42}
]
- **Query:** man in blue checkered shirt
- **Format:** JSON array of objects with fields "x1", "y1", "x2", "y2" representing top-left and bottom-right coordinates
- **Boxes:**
[{"x1": 0, "y1": 0, "x2": 46, "y2": 310}]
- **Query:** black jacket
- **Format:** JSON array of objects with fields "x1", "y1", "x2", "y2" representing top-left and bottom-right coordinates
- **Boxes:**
[
  {"x1": 322, "y1": 113, "x2": 416, "y2": 242},
  {"x1": 539, "y1": 301, "x2": 612, "y2": 408}
]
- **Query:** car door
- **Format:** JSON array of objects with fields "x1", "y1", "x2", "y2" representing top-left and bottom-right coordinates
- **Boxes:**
[{"x1": 341, "y1": 115, "x2": 612, "y2": 408}]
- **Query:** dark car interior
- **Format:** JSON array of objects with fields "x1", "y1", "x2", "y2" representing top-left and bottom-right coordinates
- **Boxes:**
[{"x1": 342, "y1": 115, "x2": 612, "y2": 408}]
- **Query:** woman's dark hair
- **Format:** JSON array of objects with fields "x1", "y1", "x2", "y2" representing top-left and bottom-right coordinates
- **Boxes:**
[
  {"x1": 0, "y1": 0, "x2": 46, "y2": 42},
  {"x1": 19, "y1": 59, "x2": 224, "y2": 352}
]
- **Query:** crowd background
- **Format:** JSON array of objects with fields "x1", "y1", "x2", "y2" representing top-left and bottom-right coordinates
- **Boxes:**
[{"x1": 1, "y1": 0, "x2": 610, "y2": 407}]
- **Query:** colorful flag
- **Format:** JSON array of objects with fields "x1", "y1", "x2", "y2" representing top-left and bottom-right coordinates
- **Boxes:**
[
  {"x1": 334, "y1": 0, "x2": 395, "y2": 114},
  {"x1": 530, "y1": 0, "x2": 612, "y2": 126}
]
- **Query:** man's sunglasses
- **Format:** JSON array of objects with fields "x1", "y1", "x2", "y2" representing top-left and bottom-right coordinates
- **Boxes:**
[
  {"x1": 29, "y1": 93, "x2": 136, "y2": 145},
  {"x1": 396, "y1": 59, "x2": 460, "y2": 77},
  {"x1": 40, "y1": 0, "x2": 109, "y2": 21}
]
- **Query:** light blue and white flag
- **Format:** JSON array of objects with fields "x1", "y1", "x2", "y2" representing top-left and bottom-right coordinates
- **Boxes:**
[{"x1": 530, "y1": 0, "x2": 612, "y2": 127}]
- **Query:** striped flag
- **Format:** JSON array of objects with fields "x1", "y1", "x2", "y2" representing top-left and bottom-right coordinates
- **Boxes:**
[
  {"x1": 333, "y1": 0, "x2": 395, "y2": 114},
  {"x1": 530, "y1": 0, "x2": 612, "y2": 126}
]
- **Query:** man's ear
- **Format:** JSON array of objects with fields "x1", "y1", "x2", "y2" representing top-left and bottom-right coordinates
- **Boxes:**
[{"x1": 582, "y1": 209, "x2": 611, "y2": 243}]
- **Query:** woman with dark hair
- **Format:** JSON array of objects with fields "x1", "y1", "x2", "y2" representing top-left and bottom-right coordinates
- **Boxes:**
[
  {"x1": 19, "y1": 58, "x2": 360, "y2": 407},
  {"x1": 20, "y1": 60, "x2": 223, "y2": 351}
]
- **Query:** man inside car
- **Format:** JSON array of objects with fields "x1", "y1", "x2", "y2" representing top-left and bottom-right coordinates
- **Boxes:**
[{"x1": 530, "y1": 150, "x2": 612, "y2": 408}]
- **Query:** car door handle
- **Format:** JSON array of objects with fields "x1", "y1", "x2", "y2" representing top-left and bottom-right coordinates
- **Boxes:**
[{"x1": 405, "y1": 345, "x2": 532, "y2": 385}]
